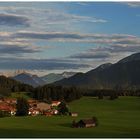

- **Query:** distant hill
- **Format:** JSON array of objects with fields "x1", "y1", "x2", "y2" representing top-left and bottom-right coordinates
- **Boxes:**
[
  {"x1": 55, "y1": 52, "x2": 140, "y2": 90},
  {"x1": 41, "y1": 71, "x2": 77, "y2": 84},
  {"x1": 12, "y1": 72, "x2": 45, "y2": 87},
  {"x1": 0, "y1": 75, "x2": 22, "y2": 89},
  {"x1": 0, "y1": 75, "x2": 33, "y2": 96}
]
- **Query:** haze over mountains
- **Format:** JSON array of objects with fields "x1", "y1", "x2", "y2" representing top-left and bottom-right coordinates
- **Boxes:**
[
  {"x1": 41, "y1": 72, "x2": 77, "y2": 84},
  {"x1": 55, "y1": 52, "x2": 140, "y2": 90},
  {"x1": 11, "y1": 71, "x2": 76, "y2": 87},
  {"x1": 12, "y1": 72, "x2": 46, "y2": 87}
]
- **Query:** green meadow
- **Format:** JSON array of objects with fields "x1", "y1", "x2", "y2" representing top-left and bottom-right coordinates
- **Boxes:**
[{"x1": 0, "y1": 96, "x2": 140, "y2": 138}]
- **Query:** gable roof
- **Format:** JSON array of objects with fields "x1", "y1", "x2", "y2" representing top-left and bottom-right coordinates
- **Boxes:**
[
  {"x1": 52, "y1": 101, "x2": 60, "y2": 104},
  {"x1": 80, "y1": 118, "x2": 95, "y2": 124}
]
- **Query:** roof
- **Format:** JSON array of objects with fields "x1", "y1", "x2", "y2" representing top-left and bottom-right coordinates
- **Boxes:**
[
  {"x1": 0, "y1": 105, "x2": 15, "y2": 111},
  {"x1": 52, "y1": 101, "x2": 60, "y2": 104},
  {"x1": 4, "y1": 99, "x2": 17, "y2": 102},
  {"x1": 80, "y1": 119, "x2": 95, "y2": 124},
  {"x1": 37, "y1": 102, "x2": 50, "y2": 110}
]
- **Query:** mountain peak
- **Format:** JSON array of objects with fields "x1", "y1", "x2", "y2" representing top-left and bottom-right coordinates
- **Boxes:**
[
  {"x1": 55, "y1": 52, "x2": 140, "y2": 89},
  {"x1": 12, "y1": 72, "x2": 45, "y2": 87},
  {"x1": 95, "y1": 63, "x2": 112, "y2": 71}
]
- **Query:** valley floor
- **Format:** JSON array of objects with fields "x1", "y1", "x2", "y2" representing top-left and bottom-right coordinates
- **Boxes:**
[{"x1": 0, "y1": 96, "x2": 140, "y2": 138}]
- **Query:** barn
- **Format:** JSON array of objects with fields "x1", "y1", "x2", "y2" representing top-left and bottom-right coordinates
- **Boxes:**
[{"x1": 72, "y1": 117, "x2": 98, "y2": 128}]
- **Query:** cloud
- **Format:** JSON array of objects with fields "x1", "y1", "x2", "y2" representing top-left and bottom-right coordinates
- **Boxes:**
[
  {"x1": 1, "y1": 30, "x2": 140, "y2": 68},
  {"x1": 0, "y1": 13, "x2": 30, "y2": 27},
  {"x1": 1, "y1": 31, "x2": 140, "y2": 53},
  {"x1": 69, "y1": 34, "x2": 140, "y2": 61},
  {"x1": 126, "y1": 2, "x2": 140, "y2": 7},
  {"x1": 56, "y1": 14, "x2": 107, "y2": 23},
  {"x1": 70, "y1": 51, "x2": 110, "y2": 59},
  {"x1": 109, "y1": 44, "x2": 140, "y2": 53},
  {"x1": 13, "y1": 31, "x2": 85, "y2": 40},
  {"x1": 0, "y1": 57, "x2": 90, "y2": 70},
  {"x1": 0, "y1": 6, "x2": 107, "y2": 32},
  {"x1": 1, "y1": 31, "x2": 139, "y2": 59},
  {"x1": 12, "y1": 31, "x2": 134, "y2": 42},
  {"x1": 0, "y1": 43, "x2": 40, "y2": 54},
  {"x1": 76, "y1": 2, "x2": 90, "y2": 6}
]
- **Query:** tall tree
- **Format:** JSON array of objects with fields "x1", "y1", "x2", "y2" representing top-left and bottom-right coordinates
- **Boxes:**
[
  {"x1": 16, "y1": 97, "x2": 29, "y2": 116},
  {"x1": 58, "y1": 102, "x2": 69, "y2": 115}
]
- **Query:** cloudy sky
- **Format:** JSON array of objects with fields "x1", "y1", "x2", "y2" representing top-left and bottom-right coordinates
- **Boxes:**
[{"x1": 0, "y1": 2, "x2": 140, "y2": 76}]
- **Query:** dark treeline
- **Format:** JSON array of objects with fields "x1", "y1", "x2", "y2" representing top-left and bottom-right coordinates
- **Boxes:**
[
  {"x1": 0, "y1": 76, "x2": 83, "y2": 102},
  {"x1": 1, "y1": 75, "x2": 140, "y2": 102},
  {"x1": 83, "y1": 89, "x2": 140, "y2": 97},
  {"x1": 29, "y1": 85, "x2": 83, "y2": 102},
  {"x1": 0, "y1": 76, "x2": 34, "y2": 97}
]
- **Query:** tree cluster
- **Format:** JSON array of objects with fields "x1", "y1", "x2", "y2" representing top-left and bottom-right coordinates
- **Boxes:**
[
  {"x1": 30, "y1": 85, "x2": 83, "y2": 102},
  {"x1": 83, "y1": 89, "x2": 140, "y2": 98},
  {"x1": 58, "y1": 102, "x2": 69, "y2": 115},
  {"x1": 0, "y1": 76, "x2": 34, "y2": 97}
]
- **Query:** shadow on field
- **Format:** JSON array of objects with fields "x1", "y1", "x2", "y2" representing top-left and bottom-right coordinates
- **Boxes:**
[
  {"x1": 0, "y1": 128, "x2": 62, "y2": 138},
  {"x1": 59, "y1": 123, "x2": 72, "y2": 128}
]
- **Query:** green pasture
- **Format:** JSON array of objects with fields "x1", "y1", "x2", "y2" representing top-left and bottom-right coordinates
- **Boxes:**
[
  {"x1": 0, "y1": 96, "x2": 140, "y2": 138},
  {"x1": 7, "y1": 92, "x2": 31, "y2": 99}
]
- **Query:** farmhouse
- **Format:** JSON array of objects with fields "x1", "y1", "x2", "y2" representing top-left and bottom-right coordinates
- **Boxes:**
[
  {"x1": 72, "y1": 118, "x2": 97, "y2": 128},
  {"x1": 0, "y1": 105, "x2": 16, "y2": 116}
]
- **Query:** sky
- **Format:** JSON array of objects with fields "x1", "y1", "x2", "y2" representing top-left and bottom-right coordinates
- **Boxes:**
[{"x1": 0, "y1": 2, "x2": 140, "y2": 76}]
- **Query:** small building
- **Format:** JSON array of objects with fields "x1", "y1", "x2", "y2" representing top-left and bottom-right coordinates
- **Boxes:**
[
  {"x1": 0, "y1": 105, "x2": 16, "y2": 116},
  {"x1": 51, "y1": 101, "x2": 61, "y2": 107},
  {"x1": 69, "y1": 112, "x2": 78, "y2": 117},
  {"x1": 72, "y1": 118, "x2": 97, "y2": 128}
]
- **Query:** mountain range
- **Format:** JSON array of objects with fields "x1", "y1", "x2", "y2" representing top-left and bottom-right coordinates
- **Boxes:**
[
  {"x1": 55, "y1": 52, "x2": 140, "y2": 90},
  {"x1": 41, "y1": 71, "x2": 77, "y2": 84},
  {"x1": 11, "y1": 71, "x2": 76, "y2": 87},
  {"x1": 12, "y1": 72, "x2": 46, "y2": 87}
]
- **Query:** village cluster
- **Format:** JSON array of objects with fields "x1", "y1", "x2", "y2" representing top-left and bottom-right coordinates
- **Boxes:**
[
  {"x1": 0, "y1": 98, "x2": 97, "y2": 128},
  {"x1": 0, "y1": 99, "x2": 62, "y2": 116}
]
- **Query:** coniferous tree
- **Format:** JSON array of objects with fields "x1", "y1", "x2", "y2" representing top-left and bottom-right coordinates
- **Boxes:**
[
  {"x1": 58, "y1": 102, "x2": 69, "y2": 115},
  {"x1": 16, "y1": 97, "x2": 29, "y2": 116}
]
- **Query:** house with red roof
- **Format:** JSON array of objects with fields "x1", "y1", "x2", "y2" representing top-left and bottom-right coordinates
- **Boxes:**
[{"x1": 51, "y1": 101, "x2": 61, "y2": 107}]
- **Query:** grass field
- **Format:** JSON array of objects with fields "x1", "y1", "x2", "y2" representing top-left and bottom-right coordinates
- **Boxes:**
[
  {"x1": 0, "y1": 96, "x2": 140, "y2": 138},
  {"x1": 7, "y1": 92, "x2": 31, "y2": 99}
]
